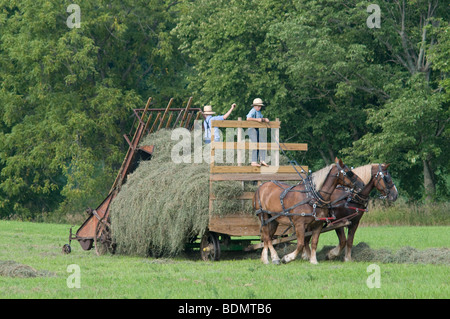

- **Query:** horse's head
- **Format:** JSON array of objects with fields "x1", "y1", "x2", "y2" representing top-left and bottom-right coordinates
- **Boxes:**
[
  {"x1": 373, "y1": 164, "x2": 398, "y2": 201},
  {"x1": 334, "y1": 157, "x2": 365, "y2": 193}
]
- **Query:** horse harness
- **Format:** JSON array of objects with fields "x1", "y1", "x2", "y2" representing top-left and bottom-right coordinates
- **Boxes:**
[
  {"x1": 255, "y1": 179, "x2": 336, "y2": 228},
  {"x1": 254, "y1": 164, "x2": 354, "y2": 230},
  {"x1": 328, "y1": 164, "x2": 393, "y2": 220},
  {"x1": 328, "y1": 185, "x2": 368, "y2": 224}
]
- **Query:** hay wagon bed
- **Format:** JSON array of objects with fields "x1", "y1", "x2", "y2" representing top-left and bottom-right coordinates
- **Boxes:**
[{"x1": 63, "y1": 97, "x2": 350, "y2": 260}]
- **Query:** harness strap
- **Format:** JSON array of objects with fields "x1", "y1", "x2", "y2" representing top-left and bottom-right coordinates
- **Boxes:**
[
  {"x1": 255, "y1": 191, "x2": 336, "y2": 228},
  {"x1": 345, "y1": 206, "x2": 368, "y2": 213}
]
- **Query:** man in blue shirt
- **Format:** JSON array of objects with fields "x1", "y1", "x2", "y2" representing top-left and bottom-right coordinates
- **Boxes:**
[
  {"x1": 246, "y1": 98, "x2": 270, "y2": 167},
  {"x1": 203, "y1": 103, "x2": 236, "y2": 143}
]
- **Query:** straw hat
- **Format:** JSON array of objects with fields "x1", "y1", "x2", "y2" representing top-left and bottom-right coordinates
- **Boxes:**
[
  {"x1": 203, "y1": 105, "x2": 215, "y2": 115},
  {"x1": 251, "y1": 98, "x2": 264, "y2": 107}
]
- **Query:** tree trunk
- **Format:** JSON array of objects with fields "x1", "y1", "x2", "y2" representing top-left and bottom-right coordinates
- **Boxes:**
[{"x1": 423, "y1": 159, "x2": 436, "y2": 202}]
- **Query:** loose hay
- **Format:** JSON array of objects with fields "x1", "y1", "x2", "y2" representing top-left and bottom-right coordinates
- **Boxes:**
[
  {"x1": 110, "y1": 130, "x2": 259, "y2": 257},
  {"x1": 318, "y1": 243, "x2": 450, "y2": 264},
  {"x1": 0, "y1": 260, "x2": 54, "y2": 278}
]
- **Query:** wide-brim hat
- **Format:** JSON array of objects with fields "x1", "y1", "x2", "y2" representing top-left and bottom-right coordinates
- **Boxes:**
[
  {"x1": 251, "y1": 98, "x2": 264, "y2": 107},
  {"x1": 203, "y1": 105, "x2": 215, "y2": 115}
]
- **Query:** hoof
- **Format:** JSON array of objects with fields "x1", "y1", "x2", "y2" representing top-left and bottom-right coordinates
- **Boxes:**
[{"x1": 272, "y1": 259, "x2": 281, "y2": 265}]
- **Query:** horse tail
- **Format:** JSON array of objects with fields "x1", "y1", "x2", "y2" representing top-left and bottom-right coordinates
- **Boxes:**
[
  {"x1": 253, "y1": 186, "x2": 260, "y2": 210},
  {"x1": 253, "y1": 181, "x2": 270, "y2": 211}
]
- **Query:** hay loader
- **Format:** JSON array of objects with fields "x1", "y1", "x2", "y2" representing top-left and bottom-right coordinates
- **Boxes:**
[{"x1": 62, "y1": 97, "x2": 201, "y2": 255}]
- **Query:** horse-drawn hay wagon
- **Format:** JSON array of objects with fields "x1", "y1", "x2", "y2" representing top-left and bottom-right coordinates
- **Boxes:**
[{"x1": 62, "y1": 97, "x2": 356, "y2": 261}]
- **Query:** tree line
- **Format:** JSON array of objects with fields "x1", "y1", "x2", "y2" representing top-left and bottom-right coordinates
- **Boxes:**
[{"x1": 0, "y1": 0, "x2": 448, "y2": 220}]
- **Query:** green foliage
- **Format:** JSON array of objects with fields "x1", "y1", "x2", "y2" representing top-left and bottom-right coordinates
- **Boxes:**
[
  {"x1": 174, "y1": 0, "x2": 294, "y2": 114},
  {"x1": 0, "y1": 0, "x2": 448, "y2": 220},
  {"x1": 0, "y1": 0, "x2": 188, "y2": 219}
]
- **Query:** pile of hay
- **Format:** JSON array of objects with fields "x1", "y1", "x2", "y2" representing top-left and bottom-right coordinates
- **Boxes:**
[
  {"x1": 317, "y1": 243, "x2": 450, "y2": 264},
  {"x1": 0, "y1": 260, "x2": 54, "y2": 278},
  {"x1": 110, "y1": 129, "x2": 271, "y2": 257},
  {"x1": 110, "y1": 130, "x2": 209, "y2": 257}
]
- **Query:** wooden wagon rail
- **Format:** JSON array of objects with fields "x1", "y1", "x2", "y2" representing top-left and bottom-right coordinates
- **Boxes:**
[{"x1": 208, "y1": 119, "x2": 308, "y2": 237}]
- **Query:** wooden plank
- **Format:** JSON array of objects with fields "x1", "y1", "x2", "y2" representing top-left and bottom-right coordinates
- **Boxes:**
[
  {"x1": 210, "y1": 165, "x2": 308, "y2": 174},
  {"x1": 149, "y1": 112, "x2": 161, "y2": 133},
  {"x1": 236, "y1": 117, "x2": 244, "y2": 166},
  {"x1": 165, "y1": 112, "x2": 173, "y2": 128},
  {"x1": 211, "y1": 120, "x2": 280, "y2": 129},
  {"x1": 277, "y1": 143, "x2": 308, "y2": 151},
  {"x1": 210, "y1": 173, "x2": 307, "y2": 181},
  {"x1": 142, "y1": 97, "x2": 153, "y2": 133},
  {"x1": 273, "y1": 119, "x2": 280, "y2": 166},
  {"x1": 210, "y1": 191, "x2": 254, "y2": 200},
  {"x1": 208, "y1": 214, "x2": 291, "y2": 237},
  {"x1": 212, "y1": 142, "x2": 307, "y2": 151},
  {"x1": 180, "y1": 96, "x2": 193, "y2": 127},
  {"x1": 184, "y1": 112, "x2": 193, "y2": 128},
  {"x1": 158, "y1": 98, "x2": 173, "y2": 131}
]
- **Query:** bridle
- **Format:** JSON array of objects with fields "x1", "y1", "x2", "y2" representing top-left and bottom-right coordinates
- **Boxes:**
[
  {"x1": 374, "y1": 164, "x2": 396, "y2": 199},
  {"x1": 313, "y1": 162, "x2": 360, "y2": 204},
  {"x1": 330, "y1": 164, "x2": 396, "y2": 215},
  {"x1": 335, "y1": 161, "x2": 362, "y2": 193}
]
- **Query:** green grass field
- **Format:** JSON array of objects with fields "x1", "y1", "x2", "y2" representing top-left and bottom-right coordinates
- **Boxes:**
[{"x1": 0, "y1": 220, "x2": 448, "y2": 299}]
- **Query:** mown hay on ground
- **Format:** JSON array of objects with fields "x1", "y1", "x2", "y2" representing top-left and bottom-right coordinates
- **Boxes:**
[
  {"x1": 0, "y1": 260, "x2": 54, "y2": 278},
  {"x1": 317, "y1": 243, "x2": 450, "y2": 264}
]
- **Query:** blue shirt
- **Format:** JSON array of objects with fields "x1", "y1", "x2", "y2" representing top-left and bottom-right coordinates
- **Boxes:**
[
  {"x1": 246, "y1": 107, "x2": 263, "y2": 120},
  {"x1": 204, "y1": 115, "x2": 224, "y2": 143}
]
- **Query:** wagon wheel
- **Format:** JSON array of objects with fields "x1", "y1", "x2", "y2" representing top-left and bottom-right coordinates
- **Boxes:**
[
  {"x1": 62, "y1": 244, "x2": 71, "y2": 254},
  {"x1": 200, "y1": 231, "x2": 220, "y2": 261},
  {"x1": 94, "y1": 218, "x2": 114, "y2": 256}
]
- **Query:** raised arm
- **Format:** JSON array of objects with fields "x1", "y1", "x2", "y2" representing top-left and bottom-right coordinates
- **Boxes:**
[{"x1": 222, "y1": 103, "x2": 236, "y2": 120}]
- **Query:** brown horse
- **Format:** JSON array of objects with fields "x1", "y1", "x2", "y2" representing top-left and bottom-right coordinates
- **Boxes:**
[
  {"x1": 325, "y1": 163, "x2": 398, "y2": 262},
  {"x1": 253, "y1": 158, "x2": 365, "y2": 265}
]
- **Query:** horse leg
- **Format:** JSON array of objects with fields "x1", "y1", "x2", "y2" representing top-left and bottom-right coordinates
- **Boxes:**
[
  {"x1": 260, "y1": 218, "x2": 280, "y2": 264},
  {"x1": 302, "y1": 233, "x2": 311, "y2": 260},
  {"x1": 261, "y1": 242, "x2": 269, "y2": 264},
  {"x1": 344, "y1": 220, "x2": 360, "y2": 262},
  {"x1": 261, "y1": 230, "x2": 270, "y2": 265},
  {"x1": 309, "y1": 227, "x2": 322, "y2": 265},
  {"x1": 268, "y1": 220, "x2": 280, "y2": 264},
  {"x1": 326, "y1": 228, "x2": 347, "y2": 260},
  {"x1": 260, "y1": 221, "x2": 270, "y2": 264},
  {"x1": 281, "y1": 225, "x2": 305, "y2": 264}
]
